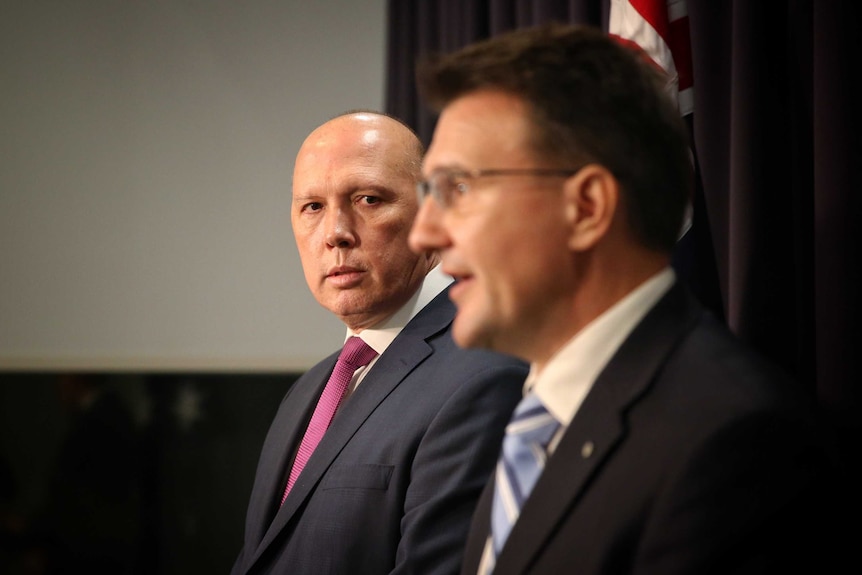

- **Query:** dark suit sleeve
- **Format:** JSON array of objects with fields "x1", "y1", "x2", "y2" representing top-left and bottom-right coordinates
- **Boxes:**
[
  {"x1": 632, "y1": 407, "x2": 826, "y2": 574},
  {"x1": 391, "y1": 363, "x2": 525, "y2": 575}
]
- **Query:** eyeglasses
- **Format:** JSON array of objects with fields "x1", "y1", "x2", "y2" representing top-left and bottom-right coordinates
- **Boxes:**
[{"x1": 416, "y1": 168, "x2": 581, "y2": 209}]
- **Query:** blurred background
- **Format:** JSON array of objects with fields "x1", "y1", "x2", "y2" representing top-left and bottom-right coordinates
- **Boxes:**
[
  {"x1": 0, "y1": 375, "x2": 295, "y2": 574},
  {"x1": 2, "y1": 1, "x2": 385, "y2": 573}
]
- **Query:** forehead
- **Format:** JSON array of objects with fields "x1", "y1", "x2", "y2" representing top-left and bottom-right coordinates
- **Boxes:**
[
  {"x1": 299, "y1": 119, "x2": 383, "y2": 169},
  {"x1": 424, "y1": 91, "x2": 535, "y2": 172},
  {"x1": 293, "y1": 115, "x2": 410, "y2": 191}
]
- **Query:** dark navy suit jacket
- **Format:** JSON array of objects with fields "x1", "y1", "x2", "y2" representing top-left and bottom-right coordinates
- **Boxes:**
[
  {"x1": 232, "y1": 289, "x2": 528, "y2": 575},
  {"x1": 461, "y1": 281, "x2": 827, "y2": 574}
]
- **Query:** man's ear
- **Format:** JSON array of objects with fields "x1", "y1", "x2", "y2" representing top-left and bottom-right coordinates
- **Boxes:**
[{"x1": 562, "y1": 164, "x2": 619, "y2": 251}]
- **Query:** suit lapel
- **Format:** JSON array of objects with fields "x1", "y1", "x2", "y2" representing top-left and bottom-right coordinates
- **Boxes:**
[
  {"x1": 243, "y1": 356, "x2": 337, "y2": 547},
  {"x1": 249, "y1": 291, "x2": 455, "y2": 567},
  {"x1": 492, "y1": 283, "x2": 702, "y2": 574}
]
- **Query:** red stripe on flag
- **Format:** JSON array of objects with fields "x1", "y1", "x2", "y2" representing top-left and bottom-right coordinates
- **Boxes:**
[{"x1": 629, "y1": 0, "x2": 670, "y2": 40}]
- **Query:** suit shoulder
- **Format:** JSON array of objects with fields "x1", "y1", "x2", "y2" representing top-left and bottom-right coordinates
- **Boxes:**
[{"x1": 426, "y1": 324, "x2": 528, "y2": 375}]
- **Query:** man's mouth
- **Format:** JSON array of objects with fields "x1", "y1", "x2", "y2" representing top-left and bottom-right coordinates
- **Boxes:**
[{"x1": 326, "y1": 266, "x2": 365, "y2": 287}]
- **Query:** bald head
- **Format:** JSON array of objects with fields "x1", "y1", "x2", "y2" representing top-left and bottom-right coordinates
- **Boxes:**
[
  {"x1": 291, "y1": 112, "x2": 437, "y2": 331},
  {"x1": 296, "y1": 112, "x2": 424, "y2": 183}
]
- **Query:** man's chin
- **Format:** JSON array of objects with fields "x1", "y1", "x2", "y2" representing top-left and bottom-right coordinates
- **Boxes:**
[{"x1": 451, "y1": 314, "x2": 493, "y2": 351}]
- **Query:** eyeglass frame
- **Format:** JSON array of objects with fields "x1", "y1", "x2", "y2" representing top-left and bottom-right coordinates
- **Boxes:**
[{"x1": 416, "y1": 168, "x2": 582, "y2": 209}]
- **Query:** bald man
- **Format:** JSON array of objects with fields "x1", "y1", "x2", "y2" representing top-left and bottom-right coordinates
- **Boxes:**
[{"x1": 231, "y1": 112, "x2": 527, "y2": 575}]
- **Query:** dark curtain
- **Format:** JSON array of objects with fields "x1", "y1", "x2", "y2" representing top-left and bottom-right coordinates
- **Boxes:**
[
  {"x1": 387, "y1": 0, "x2": 607, "y2": 143},
  {"x1": 385, "y1": 0, "x2": 858, "y2": 475}
]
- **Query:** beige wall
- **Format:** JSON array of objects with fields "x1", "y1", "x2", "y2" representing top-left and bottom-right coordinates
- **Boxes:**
[{"x1": 0, "y1": 0, "x2": 387, "y2": 371}]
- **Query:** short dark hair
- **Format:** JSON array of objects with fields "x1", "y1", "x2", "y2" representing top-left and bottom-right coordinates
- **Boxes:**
[{"x1": 417, "y1": 23, "x2": 692, "y2": 252}]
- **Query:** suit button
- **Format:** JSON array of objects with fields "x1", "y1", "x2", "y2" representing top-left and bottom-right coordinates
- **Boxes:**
[{"x1": 581, "y1": 441, "x2": 594, "y2": 458}]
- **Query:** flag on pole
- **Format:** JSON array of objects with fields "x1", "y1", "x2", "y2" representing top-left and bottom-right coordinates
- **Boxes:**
[{"x1": 609, "y1": 0, "x2": 725, "y2": 320}]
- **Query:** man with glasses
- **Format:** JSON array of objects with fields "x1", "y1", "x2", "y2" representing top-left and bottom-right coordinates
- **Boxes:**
[{"x1": 409, "y1": 24, "x2": 827, "y2": 574}]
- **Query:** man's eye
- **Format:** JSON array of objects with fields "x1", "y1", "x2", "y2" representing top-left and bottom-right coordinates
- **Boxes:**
[
  {"x1": 358, "y1": 195, "x2": 381, "y2": 205},
  {"x1": 303, "y1": 202, "x2": 323, "y2": 212},
  {"x1": 442, "y1": 178, "x2": 469, "y2": 202}
]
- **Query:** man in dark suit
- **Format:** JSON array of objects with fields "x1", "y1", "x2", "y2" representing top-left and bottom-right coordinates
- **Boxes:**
[
  {"x1": 231, "y1": 111, "x2": 527, "y2": 575},
  {"x1": 409, "y1": 24, "x2": 828, "y2": 574}
]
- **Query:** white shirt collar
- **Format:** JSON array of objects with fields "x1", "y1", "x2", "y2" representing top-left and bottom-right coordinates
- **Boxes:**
[
  {"x1": 346, "y1": 264, "x2": 452, "y2": 357},
  {"x1": 528, "y1": 268, "x2": 676, "y2": 427}
]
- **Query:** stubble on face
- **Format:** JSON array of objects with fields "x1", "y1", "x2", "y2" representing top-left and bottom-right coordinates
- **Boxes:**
[{"x1": 291, "y1": 113, "x2": 434, "y2": 331}]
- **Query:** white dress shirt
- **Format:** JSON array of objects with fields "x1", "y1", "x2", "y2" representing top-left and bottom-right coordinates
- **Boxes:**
[
  {"x1": 527, "y1": 268, "x2": 676, "y2": 453},
  {"x1": 343, "y1": 265, "x2": 452, "y2": 396}
]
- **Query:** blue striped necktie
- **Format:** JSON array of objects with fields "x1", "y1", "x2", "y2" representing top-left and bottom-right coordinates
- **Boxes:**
[{"x1": 486, "y1": 393, "x2": 560, "y2": 572}]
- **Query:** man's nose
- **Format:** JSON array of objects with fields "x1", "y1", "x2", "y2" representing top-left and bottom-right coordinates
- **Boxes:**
[
  {"x1": 409, "y1": 199, "x2": 448, "y2": 254},
  {"x1": 325, "y1": 208, "x2": 357, "y2": 248}
]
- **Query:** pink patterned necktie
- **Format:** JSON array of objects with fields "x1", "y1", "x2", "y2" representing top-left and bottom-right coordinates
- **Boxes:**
[{"x1": 280, "y1": 336, "x2": 378, "y2": 506}]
